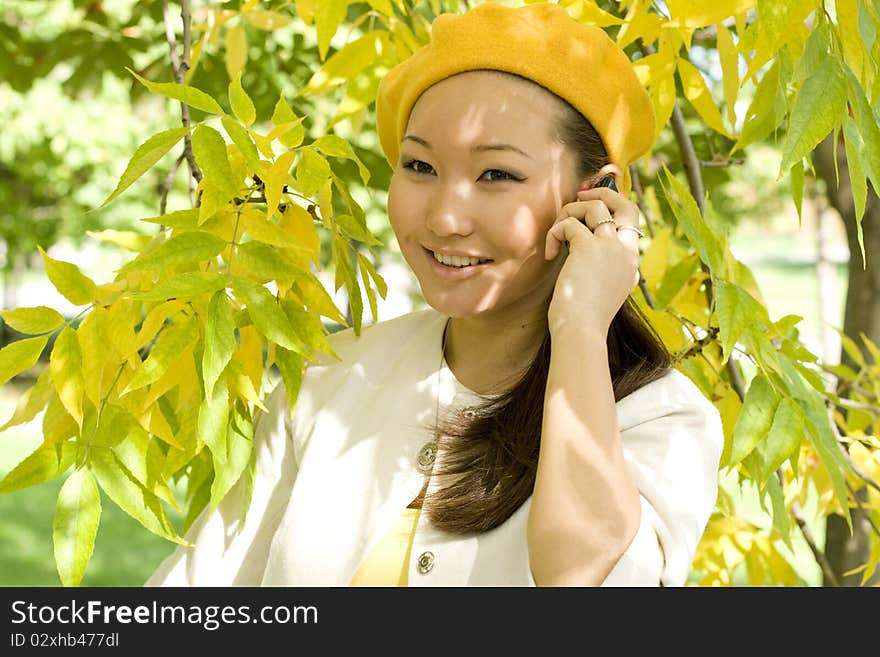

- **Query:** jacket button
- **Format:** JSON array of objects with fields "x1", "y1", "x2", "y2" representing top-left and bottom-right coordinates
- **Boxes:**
[
  {"x1": 417, "y1": 551, "x2": 435, "y2": 574},
  {"x1": 417, "y1": 441, "x2": 437, "y2": 471}
]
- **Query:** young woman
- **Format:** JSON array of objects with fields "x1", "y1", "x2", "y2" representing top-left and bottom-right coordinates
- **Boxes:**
[{"x1": 146, "y1": 2, "x2": 723, "y2": 587}]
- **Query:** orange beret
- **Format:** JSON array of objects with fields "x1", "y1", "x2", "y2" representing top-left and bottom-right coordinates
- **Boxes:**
[{"x1": 375, "y1": 2, "x2": 655, "y2": 195}]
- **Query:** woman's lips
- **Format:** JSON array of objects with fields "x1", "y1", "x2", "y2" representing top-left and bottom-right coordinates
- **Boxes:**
[{"x1": 423, "y1": 247, "x2": 492, "y2": 280}]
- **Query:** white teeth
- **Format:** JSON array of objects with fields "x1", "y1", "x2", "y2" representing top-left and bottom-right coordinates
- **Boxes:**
[{"x1": 433, "y1": 252, "x2": 489, "y2": 268}]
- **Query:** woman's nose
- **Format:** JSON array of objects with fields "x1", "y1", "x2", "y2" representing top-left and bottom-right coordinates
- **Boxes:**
[{"x1": 424, "y1": 180, "x2": 474, "y2": 236}]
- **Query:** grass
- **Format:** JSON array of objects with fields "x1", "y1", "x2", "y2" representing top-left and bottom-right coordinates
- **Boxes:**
[{"x1": 0, "y1": 381, "x2": 181, "y2": 586}]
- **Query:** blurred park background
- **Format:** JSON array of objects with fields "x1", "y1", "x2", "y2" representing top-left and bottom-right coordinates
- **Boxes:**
[{"x1": 0, "y1": 0, "x2": 874, "y2": 586}]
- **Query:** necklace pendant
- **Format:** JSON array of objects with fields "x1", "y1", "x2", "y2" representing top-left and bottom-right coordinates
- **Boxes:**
[{"x1": 417, "y1": 441, "x2": 438, "y2": 472}]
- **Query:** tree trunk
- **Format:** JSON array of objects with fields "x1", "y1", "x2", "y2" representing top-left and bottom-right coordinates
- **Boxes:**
[{"x1": 812, "y1": 130, "x2": 880, "y2": 586}]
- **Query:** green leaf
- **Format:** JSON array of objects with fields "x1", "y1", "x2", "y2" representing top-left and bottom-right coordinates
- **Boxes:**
[
  {"x1": 357, "y1": 252, "x2": 388, "y2": 299},
  {"x1": 121, "y1": 316, "x2": 200, "y2": 395},
  {"x1": 203, "y1": 291, "x2": 236, "y2": 398},
  {"x1": 0, "y1": 306, "x2": 65, "y2": 334},
  {"x1": 199, "y1": 375, "x2": 229, "y2": 465},
  {"x1": 232, "y1": 277, "x2": 308, "y2": 355},
  {"x1": 229, "y1": 72, "x2": 256, "y2": 127},
  {"x1": 210, "y1": 403, "x2": 254, "y2": 510},
  {"x1": 38, "y1": 247, "x2": 97, "y2": 305},
  {"x1": 0, "y1": 335, "x2": 49, "y2": 387},
  {"x1": 0, "y1": 367, "x2": 53, "y2": 432},
  {"x1": 778, "y1": 57, "x2": 848, "y2": 175},
  {"x1": 192, "y1": 125, "x2": 239, "y2": 199},
  {"x1": 843, "y1": 117, "x2": 868, "y2": 269},
  {"x1": 333, "y1": 237, "x2": 363, "y2": 334},
  {"x1": 272, "y1": 93, "x2": 297, "y2": 124},
  {"x1": 336, "y1": 213, "x2": 382, "y2": 246},
  {"x1": 221, "y1": 116, "x2": 262, "y2": 173},
  {"x1": 790, "y1": 160, "x2": 804, "y2": 227},
  {"x1": 90, "y1": 448, "x2": 186, "y2": 544},
  {"x1": 112, "y1": 424, "x2": 177, "y2": 510},
  {"x1": 119, "y1": 231, "x2": 227, "y2": 274},
  {"x1": 53, "y1": 467, "x2": 101, "y2": 587},
  {"x1": 358, "y1": 255, "x2": 379, "y2": 323},
  {"x1": 141, "y1": 208, "x2": 200, "y2": 228},
  {"x1": 294, "y1": 147, "x2": 332, "y2": 197},
  {"x1": 312, "y1": 134, "x2": 371, "y2": 184},
  {"x1": 275, "y1": 347, "x2": 304, "y2": 414},
  {"x1": 49, "y1": 326, "x2": 84, "y2": 428},
  {"x1": 757, "y1": 397, "x2": 806, "y2": 482},
  {"x1": 127, "y1": 68, "x2": 224, "y2": 114},
  {"x1": 86, "y1": 229, "x2": 153, "y2": 252},
  {"x1": 0, "y1": 442, "x2": 76, "y2": 494},
  {"x1": 762, "y1": 472, "x2": 793, "y2": 551},
  {"x1": 654, "y1": 253, "x2": 700, "y2": 310},
  {"x1": 713, "y1": 278, "x2": 769, "y2": 365},
  {"x1": 728, "y1": 373, "x2": 779, "y2": 467},
  {"x1": 132, "y1": 272, "x2": 228, "y2": 301},
  {"x1": 657, "y1": 167, "x2": 724, "y2": 274},
  {"x1": 101, "y1": 127, "x2": 191, "y2": 207},
  {"x1": 777, "y1": 356, "x2": 853, "y2": 527},
  {"x1": 280, "y1": 299, "x2": 338, "y2": 360},
  {"x1": 236, "y1": 241, "x2": 307, "y2": 282}
]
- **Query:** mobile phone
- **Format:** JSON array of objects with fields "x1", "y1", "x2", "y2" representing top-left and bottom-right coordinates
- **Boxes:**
[{"x1": 597, "y1": 176, "x2": 618, "y2": 192}]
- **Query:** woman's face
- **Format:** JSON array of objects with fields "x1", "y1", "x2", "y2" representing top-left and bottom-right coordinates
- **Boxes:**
[{"x1": 387, "y1": 71, "x2": 581, "y2": 322}]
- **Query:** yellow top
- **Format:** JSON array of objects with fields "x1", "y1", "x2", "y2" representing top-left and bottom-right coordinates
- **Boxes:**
[{"x1": 349, "y1": 506, "x2": 422, "y2": 586}]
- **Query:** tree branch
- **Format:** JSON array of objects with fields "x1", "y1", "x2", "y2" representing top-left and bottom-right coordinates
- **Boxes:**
[
  {"x1": 790, "y1": 496, "x2": 840, "y2": 586},
  {"x1": 163, "y1": 0, "x2": 202, "y2": 186}
]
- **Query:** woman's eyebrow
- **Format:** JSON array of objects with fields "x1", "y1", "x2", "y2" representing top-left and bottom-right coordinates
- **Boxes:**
[{"x1": 403, "y1": 134, "x2": 533, "y2": 159}]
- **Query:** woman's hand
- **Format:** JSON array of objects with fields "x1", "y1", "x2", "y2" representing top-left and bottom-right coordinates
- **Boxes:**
[{"x1": 544, "y1": 187, "x2": 643, "y2": 338}]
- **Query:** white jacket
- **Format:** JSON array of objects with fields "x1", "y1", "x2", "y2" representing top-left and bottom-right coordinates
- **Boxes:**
[{"x1": 146, "y1": 307, "x2": 723, "y2": 587}]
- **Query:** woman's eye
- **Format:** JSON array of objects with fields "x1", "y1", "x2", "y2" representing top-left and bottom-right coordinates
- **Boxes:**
[
  {"x1": 403, "y1": 160, "x2": 522, "y2": 182},
  {"x1": 483, "y1": 169, "x2": 519, "y2": 180},
  {"x1": 403, "y1": 160, "x2": 431, "y2": 173}
]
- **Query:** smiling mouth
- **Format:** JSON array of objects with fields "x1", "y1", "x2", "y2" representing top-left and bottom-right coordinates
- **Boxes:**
[{"x1": 428, "y1": 249, "x2": 493, "y2": 268}]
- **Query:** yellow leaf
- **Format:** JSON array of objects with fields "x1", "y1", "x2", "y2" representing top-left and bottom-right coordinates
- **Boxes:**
[
  {"x1": 293, "y1": 275, "x2": 346, "y2": 327},
  {"x1": 185, "y1": 37, "x2": 203, "y2": 85},
  {"x1": 280, "y1": 203, "x2": 321, "y2": 268},
  {"x1": 122, "y1": 315, "x2": 199, "y2": 396},
  {"x1": 0, "y1": 367, "x2": 53, "y2": 432},
  {"x1": 229, "y1": 71, "x2": 256, "y2": 127},
  {"x1": 716, "y1": 22, "x2": 740, "y2": 130},
  {"x1": 49, "y1": 327, "x2": 84, "y2": 428},
  {"x1": 0, "y1": 306, "x2": 65, "y2": 335},
  {"x1": 131, "y1": 300, "x2": 185, "y2": 357},
  {"x1": 241, "y1": 206, "x2": 300, "y2": 248},
  {"x1": 666, "y1": 0, "x2": 757, "y2": 28},
  {"x1": 53, "y1": 467, "x2": 101, "y2": 587},
  {"x1": 243, "y1": 8, "x2": 294, "y2": 30},
  {"x1": 303, "y1": 31, "x2": 391, "y2": 96},
  {"x1": 264, "y1": 150, "x2": 297, "y2": 217},
  {"x1": 140, "y1": 344, "x2": 195, "y2": 410},
  {"x1": 238, "y1": 325, "x2": 264, "y2": 392},
  {"x1": 715, "y1": 381, "x2": 743, "y2": 468},
  {"x1": 314, "y1": 0, "x2": 348, "y2": 60},
  {"x1": 225, "y1": 21, "x2": 248, "y2": 81},
  {"x1": 42, "y1": 391, "x2": 78, "y2": 445},
  {"x1": 141, "y1": 403, "x2": 183, "y2": 450},
  {"x1": 639, "y1": 226, "x2": 671, "y2": 291},
  {"x1": 86, "y1": 229, "x2": 152, "y2": 252},
  {"x1": 38, "y1": 247, "x2": 97, "y2": 306},
  {"x1": 651, "y1": 75, "x2": 675, "y2": 142},
  {"x1": 678, "y1": 58, "x2": 734, "y2": 138},
  {"x1": 226, "y1": 357, "x2": 268, "y2": 412},
  {"x1": 617, "y1": 0, "x2": 662, "y2": 49}
]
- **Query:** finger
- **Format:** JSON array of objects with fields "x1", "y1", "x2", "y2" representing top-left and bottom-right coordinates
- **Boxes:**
[
  {"x1": 556, "y1": 199, "x2": 611, "y2": 230},
  {"x1": 545, "y1": 216, "x2": 591, "y2": 260},
  {"x1": 575, "y1": 188, "x2": 639, "y2": 230}
]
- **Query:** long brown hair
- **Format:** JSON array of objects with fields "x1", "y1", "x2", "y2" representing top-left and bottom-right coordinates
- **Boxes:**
[{"x1": 421, "y1": 72, "x2": 674, "y2": 533}]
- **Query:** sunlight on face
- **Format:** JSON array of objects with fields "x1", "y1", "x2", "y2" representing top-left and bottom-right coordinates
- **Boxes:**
[{"x1": 387, "y1": 71, "x2": 581, "y2": 324}]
